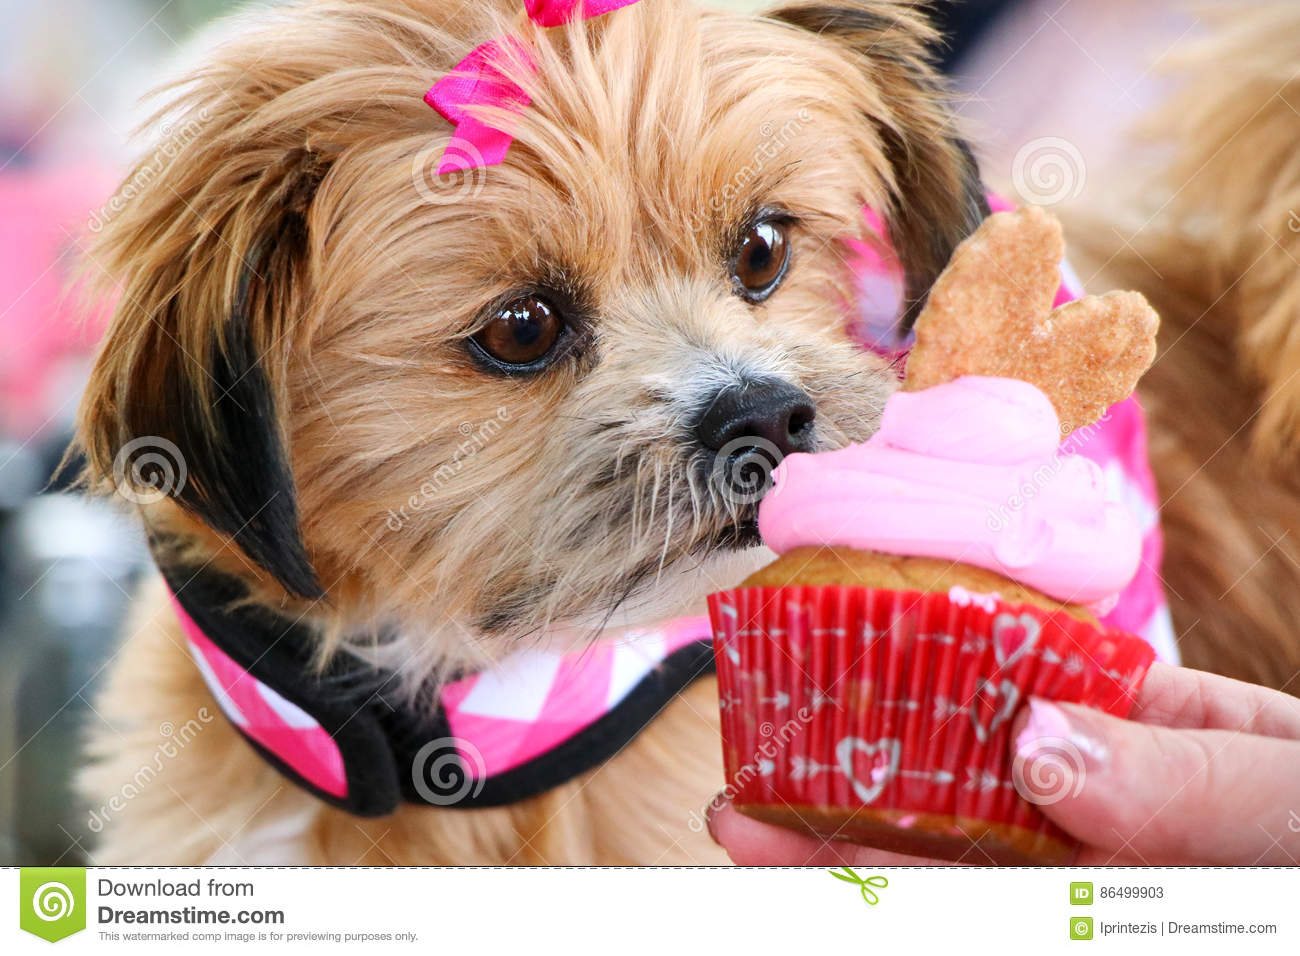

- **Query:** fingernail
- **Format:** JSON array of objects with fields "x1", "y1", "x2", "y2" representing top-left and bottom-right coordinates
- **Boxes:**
[
  {"x1": 1015, "y1": 698, "x2": 1109, "y2": 771},
  {"x1": 704, "y1": 792, "x2": 725, "y2": 845}
]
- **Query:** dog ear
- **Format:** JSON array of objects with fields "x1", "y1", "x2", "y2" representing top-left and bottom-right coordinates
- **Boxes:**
[
  {"x1": 767, "y1": 1, "x2": 990, "y2": 331},
  {"x1": 77, "y1": 129, "x2": 328, "y2": 600}
]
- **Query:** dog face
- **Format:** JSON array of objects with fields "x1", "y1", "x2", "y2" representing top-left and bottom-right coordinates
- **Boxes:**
[{"x1": 78, "y1": 0, "x2": 983, "y2": 673}]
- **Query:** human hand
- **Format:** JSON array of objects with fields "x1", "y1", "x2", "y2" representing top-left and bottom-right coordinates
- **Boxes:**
[{"x1": 708, "y1": 663, "x2": 1300, "y2": 865}]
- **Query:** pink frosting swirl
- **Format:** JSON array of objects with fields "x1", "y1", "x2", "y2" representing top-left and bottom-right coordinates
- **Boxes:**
[{"x1": 757, "y1": 376, "x2": 1141, "y2": 605}]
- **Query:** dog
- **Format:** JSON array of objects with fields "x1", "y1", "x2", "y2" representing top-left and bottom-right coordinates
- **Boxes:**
[
  {"x1": 73, "y1": 0, "x2": 989, "y2": 864},
  {"x1": 1063, "y1": 0, "x2": 1300, "y2": 695}
]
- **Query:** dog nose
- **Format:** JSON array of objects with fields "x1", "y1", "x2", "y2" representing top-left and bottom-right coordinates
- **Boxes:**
[{"x1": 694, "y1": 379, "x2": 817, "y2": 458}]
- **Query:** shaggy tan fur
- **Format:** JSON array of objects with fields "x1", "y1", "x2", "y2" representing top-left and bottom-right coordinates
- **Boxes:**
[
  {"x1": 75, "y1": 0, "x2": 988, "y2": 863},
  {"x1": 1066, "y1": 2, "x2": 1300, "y2": 692}
]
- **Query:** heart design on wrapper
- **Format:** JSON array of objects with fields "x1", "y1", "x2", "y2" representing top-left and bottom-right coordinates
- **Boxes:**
[
  {"x1": 834, "y1": 736, "x2": 901, "y2": 805},
  {"x1": 991, "y1": 612, "x2": 1041, "y2": 670},
  {"x1": 970, "y1": 677, "x2": 1021, "y2": 743}
]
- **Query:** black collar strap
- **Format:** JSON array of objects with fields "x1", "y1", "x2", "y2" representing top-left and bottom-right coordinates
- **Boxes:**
[{"x1": 158, "y1": 556, "x2": 716, "y2": 817}]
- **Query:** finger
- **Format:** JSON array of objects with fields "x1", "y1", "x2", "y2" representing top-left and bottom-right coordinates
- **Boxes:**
[
  {"x1": 706, "y1": 798, "x2": 961, "y2": 867},
  {"x1": 1129, "y1": 662, "x2": 1300, "y2": 739},
  {"x1": 1012, "y1": 697, "x2": 1300, "y2": 864}
]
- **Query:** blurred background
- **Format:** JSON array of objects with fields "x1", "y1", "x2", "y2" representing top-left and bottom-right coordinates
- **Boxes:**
[{"x1": 0, "y1": 0, "x2": 1197, "y2": 865}]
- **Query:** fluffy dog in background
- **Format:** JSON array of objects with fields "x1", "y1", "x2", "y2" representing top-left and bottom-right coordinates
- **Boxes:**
[
  {"x1": 1068, "y1": 1, "x2": 1300, "y2": 693},
  {"x1": 74, "y1": 0, "x2": 986, "y2": 863}
]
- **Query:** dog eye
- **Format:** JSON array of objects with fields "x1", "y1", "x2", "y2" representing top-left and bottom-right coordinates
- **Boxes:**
[
  {"x1": 472, "y1": 295, "x2": 564, "y2": 369},
  {"x1": 731, "y1": 219, "x2": 791, "y2": 302}
]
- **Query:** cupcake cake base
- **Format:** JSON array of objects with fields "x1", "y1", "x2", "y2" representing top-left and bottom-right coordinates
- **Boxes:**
[
  {"x1": 737, "y1": 803, "x2": 1077, "y2": 865},
  {"x1": 742, "y1": 546, "x2": 1095, "y2": 621}
]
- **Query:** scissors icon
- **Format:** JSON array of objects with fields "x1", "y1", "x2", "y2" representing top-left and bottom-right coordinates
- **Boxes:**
[{"x1": 829, "y1": 867, "x2": 889, "y2": 905}]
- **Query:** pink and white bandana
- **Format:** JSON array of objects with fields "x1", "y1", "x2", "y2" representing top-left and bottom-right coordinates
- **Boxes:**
[
  {"x1": 438, "y1": 617, "x2": 711, "y2": 779},
  {"x1": 172, "y1": 573, "x2": 714, "y2": 815}
]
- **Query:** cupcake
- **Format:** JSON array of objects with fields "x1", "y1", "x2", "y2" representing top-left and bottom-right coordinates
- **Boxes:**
[{"x1": 708, "y1": 207, "x2": 1160, "y2": 864}]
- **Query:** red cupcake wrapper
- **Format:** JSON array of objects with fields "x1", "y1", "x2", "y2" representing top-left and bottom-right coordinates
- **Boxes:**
[{"x1": 708, "y1": 585, "x2": 1156, "y2": 864}]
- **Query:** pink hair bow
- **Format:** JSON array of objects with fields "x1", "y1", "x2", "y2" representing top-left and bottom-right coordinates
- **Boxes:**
[
  {"x1": 424, "y1": 0, "x2": 641, "y2": 175},
  {"x1": 523, "y1": 0, "x2": 640, "y2": 27}
]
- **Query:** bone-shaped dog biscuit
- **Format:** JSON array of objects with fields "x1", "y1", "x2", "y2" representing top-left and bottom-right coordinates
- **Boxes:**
[{"x1": 904, "y1": 205, "x2": 1159, "y2": 434}]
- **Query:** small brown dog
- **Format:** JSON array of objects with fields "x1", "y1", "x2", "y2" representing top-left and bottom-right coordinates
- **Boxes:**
[
  {"x1": 1066, "y1": 1, "x2": 1300, "y2": 693},
  {"x1": 74, "y1": 0, "x2": 989, "y2": 863}
]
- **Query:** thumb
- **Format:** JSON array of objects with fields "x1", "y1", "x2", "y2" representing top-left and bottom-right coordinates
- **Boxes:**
[{"x1": 1009, "y1": 698, "x2": 1300, "y2": 865}]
